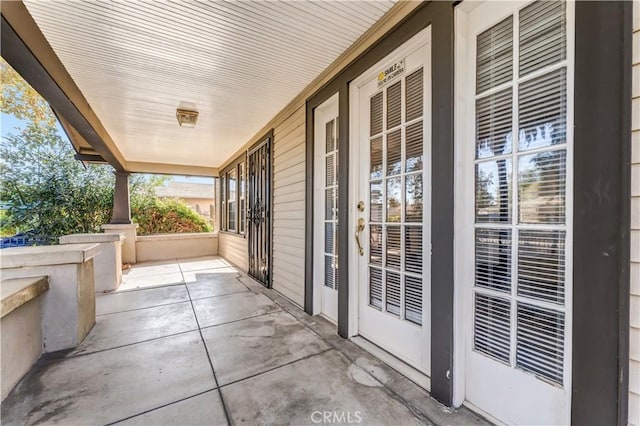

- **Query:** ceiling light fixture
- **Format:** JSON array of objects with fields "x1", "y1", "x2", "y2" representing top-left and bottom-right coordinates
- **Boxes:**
[{"x1": 176, "y1": 108, "x2": 198, "y2": 128}]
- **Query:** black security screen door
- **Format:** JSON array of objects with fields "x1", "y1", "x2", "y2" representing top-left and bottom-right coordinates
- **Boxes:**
[{"x1": 247, "y1": 136, "x2": 272, "y2": 287}]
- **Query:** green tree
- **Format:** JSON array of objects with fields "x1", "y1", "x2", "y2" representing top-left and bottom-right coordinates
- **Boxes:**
[
  {"x1": 1, "y1": 58, "x2": 211, "y2": 240},
  {"x1": 0, "y1": 123, "x2": 115, "y2": 238}
]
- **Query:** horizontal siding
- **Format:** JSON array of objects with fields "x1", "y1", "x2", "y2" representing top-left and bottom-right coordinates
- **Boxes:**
[
  {"x1": 272, "y1": 104, "x2": 306, "y2": 307},
  {"x1": 630, "y1": 4, "x2": 639, "y2": 424},
  {"x1": 219, "y1": 232, "x2": 248, "y2": 272}
]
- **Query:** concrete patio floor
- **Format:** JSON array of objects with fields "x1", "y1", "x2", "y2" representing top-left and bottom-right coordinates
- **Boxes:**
[{"x1": 1, "y1": 256, "x2": 489, "y2": 425}]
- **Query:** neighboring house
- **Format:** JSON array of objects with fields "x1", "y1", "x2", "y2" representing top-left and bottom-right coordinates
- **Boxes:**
[
  {"x1": 155, "y1": 181, "x2": 216, "y2": 226},
  {"x1": 1, "y1": 1, "x2": 637, "y2": 425}
]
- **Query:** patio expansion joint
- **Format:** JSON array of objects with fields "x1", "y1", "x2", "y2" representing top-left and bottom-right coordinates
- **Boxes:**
[
  {"x1": 217, "y1": 347, "x2": 335, "y2": 390},
  {"x1": 52, "y1": 328, "x2": 200, "y2": 360},
  {"x1": 96, "y1": 298, "x2": 191, "y2": 317},
  {"x1": 180, "y1": 262, "x2": 233, "y2": 426},
  {"x1": 188, "y1": 288, "x2": 253, "y2": 302},
  {"x1": 105, "y1": 388, "x2": 219, "y2": 426},
  {"x1": 251, "y1": 279, "x2": 442, "y2": 426},
  {"x1": 109, "y1": 281, "x2": 185, "y2": 294},
  {"x1": 198, "y1": 308, "x2": 285, "y2": 331}
]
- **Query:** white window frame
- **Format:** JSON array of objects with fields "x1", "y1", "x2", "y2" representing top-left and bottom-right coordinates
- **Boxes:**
[{"x1": 452, "y1": 0, "x2": 574, "y2": 415}]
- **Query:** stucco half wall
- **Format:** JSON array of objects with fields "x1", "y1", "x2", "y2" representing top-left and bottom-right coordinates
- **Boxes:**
[{"x1": 136, "y1": 233, "x2": 219, "y2": 262}]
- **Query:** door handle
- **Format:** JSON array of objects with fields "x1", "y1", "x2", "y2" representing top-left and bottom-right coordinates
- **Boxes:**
[{"x1": 355, "y1": 218, "x2": 365, "y2": 256}]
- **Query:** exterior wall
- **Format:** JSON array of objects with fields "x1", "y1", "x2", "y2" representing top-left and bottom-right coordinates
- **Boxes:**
[
  {"x1": 136, "y1": 233, "x2": 219, "y2": 262},
  {"x1": 1, "y1": 296, "x2": 43, "y2": 400},
  {"x1": 215, "y1": 2, "x2": 421, "y2": 307},
  {"x1": 219, "y1": 233, "x2": 248, "y2": 272},
  {"x1": 630, "y1": 2, "x2": 640, "y2": 424},
  {"x1": 272, "y1": 106, "x2": 306, "y2": 307}
]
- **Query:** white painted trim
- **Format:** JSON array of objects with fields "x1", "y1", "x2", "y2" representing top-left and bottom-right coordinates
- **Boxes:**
[
  {"x1": 453, "y1": 1, "x2": 575, "y2": 423},
  {"x1": 313, "y1": 93, "x2": 339, "y2": 319},
  {"x1": 348, "y1": 26, "x2": 432, "y2": 370}
]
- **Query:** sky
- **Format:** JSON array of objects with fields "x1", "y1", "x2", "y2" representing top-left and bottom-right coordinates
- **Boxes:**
[{"x1": 1, "y1": 112, "x2": 214, "y2": 185}]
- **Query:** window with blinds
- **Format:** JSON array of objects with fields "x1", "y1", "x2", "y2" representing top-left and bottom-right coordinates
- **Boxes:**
[
  {"x1": 220, "y1": 157, "x2": 246, "y2": 234},
  {"x1": 324, "y1": 118, "x2": 339, "y2": 290},
  {"x1": 368, "y1": 67, "x2": 425, "y2": 326},
  {"x1": 472, "y1": 0, "x2": 569, "y2": 386}
]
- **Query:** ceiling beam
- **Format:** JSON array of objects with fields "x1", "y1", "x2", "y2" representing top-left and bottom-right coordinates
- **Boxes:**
[
  {"x1": 74, "y1": 153, "x2": 107, "y2": 163},
  {"x1": 127, "y1": 161, "x2": 218, "y2": 177},
  {"x1": 0, "y1": 1, "x2": 127, "y2": 171}
]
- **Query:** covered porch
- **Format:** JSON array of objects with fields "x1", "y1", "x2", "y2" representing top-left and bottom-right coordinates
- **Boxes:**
[{"x1": 1, "y1": 256, "x2": 484, "y2": 425}]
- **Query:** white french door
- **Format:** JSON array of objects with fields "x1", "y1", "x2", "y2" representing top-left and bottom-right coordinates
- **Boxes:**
[
  {"x1": 350, "y1": 28, "x2": 431, "y2": 373},
  {"x1": 456, "y1": 1, "x2": 573, "y2": 424},
  {"x1": 313, "y1": 94, "x2": 339, "y2": 323}
]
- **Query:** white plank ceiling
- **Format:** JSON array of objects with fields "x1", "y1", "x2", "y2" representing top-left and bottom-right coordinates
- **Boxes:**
[{"x1": 23, "y1": 0, "x2": 397, "y2": 169}]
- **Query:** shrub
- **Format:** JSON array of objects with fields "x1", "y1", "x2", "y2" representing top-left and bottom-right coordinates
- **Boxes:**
[{"x1": 132, "y1": 197, "x2": 212, "y2": 235}]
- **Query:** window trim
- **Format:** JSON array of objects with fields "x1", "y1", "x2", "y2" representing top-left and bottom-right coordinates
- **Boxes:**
[{"x1": 219, "y1": 152, "x2": 247, "y2": 235}]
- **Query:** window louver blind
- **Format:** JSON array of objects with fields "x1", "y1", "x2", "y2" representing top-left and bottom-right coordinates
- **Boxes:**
[
  {"x1": 406, "y1": 68, "x2": 424, "y2": 121},
  {"x1": 405, "y1": 275, "x2": 422, "y2": 325},
  {"x1": 519, "y1": 1, "x2": 566, "y2": 76},
  {"x1": 387, "y1": 81, "x2": 402, "y2": 129},
  {"x1": 370, "y1": 267, "x2": 383, "y2": 308},
  {"x1": 386, "y1": 271, "x2": 401, "y2": 316},
  {"x1": 370, "y1": 93, "x2": 383, "y2": 137},
  {"x1": 367, "y1": 65, "x2": 425, "y2": 326},
  {"x1": 516, "y1": 303, "x2": 565, "y2": 384},
  {"x1": 518, "y1": 230, "x2": 565, "y2": 304},
  {"x1": 475, "y1": 228, "x2": 512, "y2": 293},
  {"x1": 474, "y1": 294, "x2": 511, "y2": 362},
  {"x1": 476, "y1": 89, "x2": 513, "y2": 159},
  {"x1": 324, "y1": 118, "x2": 338, "y2": 291},
  {"x1": 476, "y1": 16, "x2": 513, "y2": 93},
  {"x1": 473, "y1": 0, "x2": 568, "y2": 386}
]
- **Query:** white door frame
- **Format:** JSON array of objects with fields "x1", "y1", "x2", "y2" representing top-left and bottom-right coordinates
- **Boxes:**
[
  {"x1": 347, "y1": 27, "x2": 432, "y2": 357},
  {"x1": 452, "y1": 1, "x2": 574, "y2": 423},
  {"x1": 313, "y1": 93, "x2": 339, "y2": 322}
]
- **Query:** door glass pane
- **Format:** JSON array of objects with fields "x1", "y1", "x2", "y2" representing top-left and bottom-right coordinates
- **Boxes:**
[
  {"x1": 519, "y1": 1, "x2": 566, "y2": 77},
  {"x1": 386, "y1": 177, "x2": 401, "y2": 222},
  {"x1": 325, "y1": 188, "x2": 335, "y2": 220},
  {"x1": 405, "y1": 174, "x2": 423, "y2": 222},
  {"x1": 370, "y1": 181, "x2": 383, "y2": 222},
  {"x1": 325, "y1": 223, "x2": 333, "y2": 254},
  {"x1": 386, "y1": 271, "x2": 401, "y2": 316},
  {"x1": 405, "y1": 275, "x2": 422, "y2": 325},
  {"x1": 405, "y1": 226, "x2": 422, "y2": 274},
  {"x1": 324, "y1": 255, "x2": 334, "y2": 289},
  {"x1": 370, "y1": 92, "x2": 383, "y2": 136},
  {"x1": 516, "y1": 303, "x2": 564, "y2": 384},
  {"x1": 370, "y1": 137, "x2": 383, "y2": 179},
  {"x1": 326, "y1": 120, "x2": 335, "y2": 153},
  {"x1": 370, "y1": 267, "x2": 383, "y2": 309},
  {"x1": 326, "y1": 154, "x2": 335, "y2": 186},
  {"x1": 405, "y1": 68, "x2": 424, "y2": 121},
  {"x1": 476, "y1": 88, "x2": 513, "y2": 159},
  {"x1": 385, "y1": 225, "x2": 401, "y2": 270},
  {"x1": 476, "y1": 16, "x2": 513, "y2": 93},
  {"x1": 475, "y1": 160, "x2": 512, "y2": 223},
  {"x1": 517, "y1": 230, "x2": 565, "y2": 304},
  {"x1": 474, "y1": 293, "x2": 511, "y2": 362},
  {"x1": 518, "y1": 68, "x2": 567, "y2": 152},
  {"x1": 370, "y1": 225, "x2": 382, "y2": 266},
  {"x1": 323, "y1": 116, "x2": 338, "y2": 294},
  {"x1": 387, "y1": 81, "x2": 402, "y2": 129},
  {"x1": 406, "y1": 121, "x2": 423, "y2": 172},
  {"x1": 518, "y1": 150, "x2": 566, "y2": 223},
  {"x1": 475, "y1": 228, "x2": 512, "y2": 293},
  {"x1": 387, "y1": 129, "x2": 402, "y2": 176}
]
